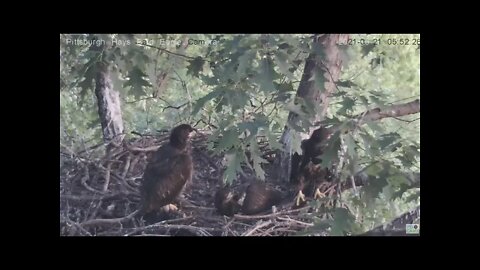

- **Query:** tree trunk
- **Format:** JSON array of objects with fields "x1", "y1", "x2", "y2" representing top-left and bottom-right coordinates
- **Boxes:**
[
  {"x1": 95, "y1": 61, "x2": 124, "y2": 146},
  {"x1": 274, "y1": 34, "x2": 349, "y2": 182}
]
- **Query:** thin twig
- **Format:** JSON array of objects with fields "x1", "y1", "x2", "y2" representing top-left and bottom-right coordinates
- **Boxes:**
[
  {"x1": 392, "y1": 116, "x2": 419, "y2": 123},
  {"x1": 81, "y1": 210, "x2": 140, "y2": 227},
  {"x1": 277, "y1": 216, "x2": 314, "y2": 227},
  {"x1": 243, "y1": 220, "x2": 273, "y2": 236},
  {"x1": 234, "y1": 205, "x2": 310, "y2": 220}
]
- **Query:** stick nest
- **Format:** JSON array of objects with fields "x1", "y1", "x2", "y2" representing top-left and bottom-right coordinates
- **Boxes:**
[{"x1": 60, "y1": 131, "x2": 329, "y2": 236}]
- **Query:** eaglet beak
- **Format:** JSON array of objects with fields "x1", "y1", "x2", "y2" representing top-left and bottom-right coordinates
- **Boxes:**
[{"x1": 188, "y1": 128, "x2": 198, "y2": 138}]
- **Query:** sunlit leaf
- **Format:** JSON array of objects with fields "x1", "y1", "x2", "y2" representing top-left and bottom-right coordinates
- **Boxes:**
[
  {"x1": 275, "y1": 51, "x2": 295, "y2": 80},
  {"x1": 344, "y1": 134, "x2": 358, "y2": 159},
  {"x1": 254, "y1": 58, "x2": 276, "y2": 93},
  {"x1": 223, "y1": 150, "x2": 242, "y2": 184}
]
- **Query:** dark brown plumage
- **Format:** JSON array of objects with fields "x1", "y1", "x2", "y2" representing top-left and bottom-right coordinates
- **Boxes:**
[
  {"x1": 139, "y1": 124, "x2": 196, "y2": 215},
  {"x1": 299, "y1": 127, "x2": 330, "y2": 171},
  {"x1": 214, "y1": 186, "x2": 241, "y2": 217},
  {"x1": 290, "y1": 127, "x2": 333, "y2": 207},
  {"x1": 241, "y1": 181, "x2": 283, "y2": 215}
]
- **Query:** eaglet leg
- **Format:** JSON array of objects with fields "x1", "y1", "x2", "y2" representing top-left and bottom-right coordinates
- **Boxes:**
[
  {"x1": 314, "y1": 188, "x2": 326, "y2": 200},
  {"x1": 295, "y1": 190, "x2": 306, "y2": 206}
]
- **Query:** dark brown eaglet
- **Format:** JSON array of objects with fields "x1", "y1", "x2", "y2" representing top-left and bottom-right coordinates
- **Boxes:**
[
  {"x1": 139, "y1": 124, "x2": 196, "y2": 215},
  {"x1": 241, "y1": 181, "x2": 284, "y2": 215},
  {"x1": 214, "y1": 185, "x2": 241, "y2": 217}
]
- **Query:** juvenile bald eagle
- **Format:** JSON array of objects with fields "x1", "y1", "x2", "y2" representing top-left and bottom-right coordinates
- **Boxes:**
[
  {"x1": 214, "y1": 181, "x2": 284, "y2": 216},
  {"x1": 214, "y1": 185, "x2": 241, "y2": 217},
  {"x1": 291, "y1": 127, "x2": 333, "y2": 206},
  {"x1": 242, "y1": 181, "x2": 284, "y2": 215},
  {"x1": 139, "y1": 124, "x2": 196, "y2": 216}
]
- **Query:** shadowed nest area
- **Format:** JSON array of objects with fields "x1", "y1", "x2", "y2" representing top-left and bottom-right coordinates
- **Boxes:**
[{"x1": 60, "y1": 130, "x2": 346, "y2": 236}]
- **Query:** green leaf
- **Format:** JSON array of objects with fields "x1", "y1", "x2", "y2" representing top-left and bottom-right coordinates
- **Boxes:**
[
  {"x1": 290, "y1": 131, "x2": 303, "y2": 155},
  {"x1": 382, "y1": 185, "x2": 396, "y2": 201},
  {"x1": 320, "y1": 117, "x2": 342, "y2": 127},
  {"x1": 217, "y1": 128, "x2": 239, "y2": 152},
  {"x1": 223, "y1": 150, "x2": 242, "y2": 184},
  {"x1": 284, "y1": 100, "x2": 307, "y2": 118},
  {"x1": 390, "y1": 142, "x2": 402, "y2": 152},
  {"x1": 319, "y1": 132, "x2": 341, "y2": 169},
  {"x1": 387, "y1": 174, "x2": 410, "y2": 187},
  {"x1": 344, "y1": 134, "x2": 358, "y2": 159},
  {"x1": 226, "y1": 90, "x2": 249, "y2": 113},
  {"x1": 378, "y1": 132, "x2": 401, "y2": 150},
  {"x1": 192, "y1": 87, "x2": 225, "y2": 115},
  {"x1": 336, "y1": 80, "x2": 358, "y2": 88},
  {"x1": 361, "y1": 43, "x2": 376, "y2": 56},
  {"x1": 272, "y1": 122, "x2": 282, "y2": 131},
  {"x1": 337, "y1": 97, "x2": 356, "y2": 115},
  {"x1": 278, "y1": 42, "x2": 290, "y2": 50},
  {"x1": 370, "y1": 95, "x2": 386, "y2": 108},
  {"x1": 238, "y1": 121, "x2": 259, "y2": 136},
  {"x1": 236, "y1": 50, "x2": 255, "y2": 79},
  {"x1": 200, "y1": 74, "x2": 219, "y2": 85},
  {"x1": 406, "y1": 145, "x2": 420, "y2": 159},
  {"x1": 132, "y1": 49, "x2": 150, "y2": 70},
  {"x1": 363, "y1": 170, "x2": 389, "y2": 200},
  {"x1": 187, "y1": 56, "x2": 205, "y2": 78},
  {"x1": 397, "y1": 154, "x2": 414, "y2": 167},
  {"x1": 366, "y1": 121, "x2": 385, "y2": 135},
  {"x1": 275, "y1": 51, "x2": 295, "y2": 80},
  {"x1": 364, "y1": 163, "x2": 383, "y2": 176},
  {"x1": 286, "y1": 121, "x2": 306, "y2": 133},
  {"x1": 330, "y1": 207, "x2": 355, "y2": 236},
  {"x1": 358, "y1": 95, "x2": 369, "y2": 107},
  {"x1": 77, "y1": 62, "x2": 97, "y2": 102},
  {"x1": 110, "y1": 70, "x2": 126, "y2": 94},
  {"x1": 250, "y1": 140, "x2": 268, "y2": 180},
  {"x1": 255, "y1": 58, "x2": 276, "y2": 93},
  {"x1": 124, "y1": 67, "x2": 151, "y2": 100},
  {"x1": 86, "y1": 118, "x2": 100, "y2": 129},
  {"x1": 405, "y1": 190, "x2": 420, "y2": 203},
  {"x1": 266, "y1": 132, "x2": 283, "y2": 151}
]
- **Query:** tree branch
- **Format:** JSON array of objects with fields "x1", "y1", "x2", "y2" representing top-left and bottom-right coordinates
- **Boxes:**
[{"x1": 358, "y1": 99, "x2": 420, "y2": 124}]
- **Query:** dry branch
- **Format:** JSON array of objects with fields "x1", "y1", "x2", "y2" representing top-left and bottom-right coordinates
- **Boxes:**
[
  {"x1": 359, "y1": 99, "x2": 420, "y2": 124},
  {"x1": 80, "y1": 210, "x2": 140, "y2": 227}
]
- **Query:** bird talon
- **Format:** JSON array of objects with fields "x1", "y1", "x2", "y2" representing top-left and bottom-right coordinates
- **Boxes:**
[
  {"x1": 295, "y1": 190, "x2": 306, "y2": 206},
  {"x1": 162, "y1": 204, "x2": 178, "y2": 212},
  {"x1": 314, "y1": 188, "x2": 326, "y2": 200}
]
